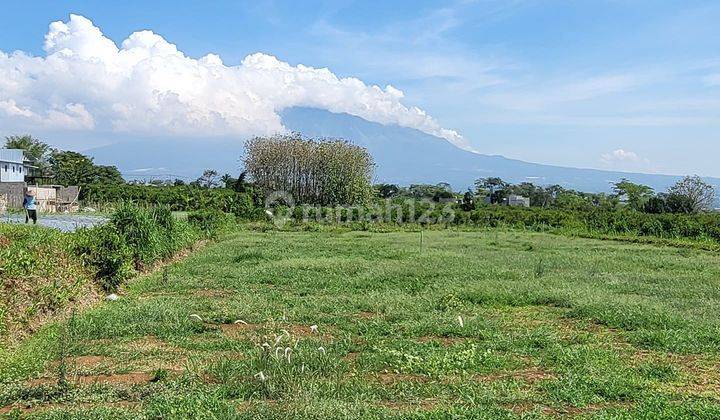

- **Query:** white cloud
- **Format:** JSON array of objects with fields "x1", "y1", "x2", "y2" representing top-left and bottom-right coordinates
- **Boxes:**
[
  {"x1": 600, "y1": 149, "x2": 656, "y2": 173},
  {"x1": 0, "y1": 14, "x2": 468, "y2": 148}
]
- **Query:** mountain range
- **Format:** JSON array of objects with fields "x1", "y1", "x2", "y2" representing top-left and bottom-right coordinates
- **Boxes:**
[{"x1": 88, "y1": 107, "x2": 720, "y2": 194}]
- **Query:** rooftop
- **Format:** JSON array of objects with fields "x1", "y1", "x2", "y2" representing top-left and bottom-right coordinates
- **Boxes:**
[{"x1": 0, "y1": 149, "x2": 24, "y2": 164}]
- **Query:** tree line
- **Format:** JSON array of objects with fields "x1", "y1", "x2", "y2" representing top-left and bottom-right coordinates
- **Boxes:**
[
  {"x1": 374, "y1": 175, "x2": 716, "y2": 215},
  {"x1": 4, "y1": 135, "x2": 124, "y2": 186},
  {"x1": 5, "y1": 133, "x2": 716, "y2": 215}
]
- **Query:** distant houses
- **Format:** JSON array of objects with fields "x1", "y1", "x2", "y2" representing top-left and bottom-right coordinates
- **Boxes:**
[
  {"x1": 0, "y1": 149, "x2": 31, "y2": 183},
  {"x1": 482, "y1": 194, "x2": 530, "y2": 207},
  {"x1": 507, "y1": 194, "x2": 530, "y2": 207},
  {"x1": 0, "y1": 148, "x2": 80, "y2": 212}
]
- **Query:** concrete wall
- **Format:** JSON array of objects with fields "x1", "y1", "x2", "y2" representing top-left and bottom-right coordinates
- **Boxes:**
[
  {"x1": 0, "y1": 182, "x2": 26, "y2": 209},
  {"x1": 0, "y1": 183, "x2": 81, "y2": 212}
]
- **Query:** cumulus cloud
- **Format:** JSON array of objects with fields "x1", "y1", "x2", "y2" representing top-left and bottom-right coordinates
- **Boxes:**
[
  {"x1": 0, "y1": 15, "x2": 469, "y2": 149},
  {"x1": 600, "y1": 149, "x2": 655, "y2": 172}
]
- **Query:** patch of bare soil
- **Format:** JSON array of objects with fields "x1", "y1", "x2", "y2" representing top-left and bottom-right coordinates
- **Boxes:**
[
  {"x1": 218, "y1": 322, "x2": 263, "y2": 338},
  {"x1": 374, "y1": 372, "x2": 429, "y2": 385},
  {"x1": 355, "y1": 311, "x2": 380, "y2": 319},
  {"x1": 27, "y1": 371, "x2": 153, "y2": 387},
  {"x1": 194, "y1": 289, "x2": 234, "y2": 298},
  {"x1": 343, "y1": 352, "x2": 360, "y2": 362},
  {"x1": 49, "y1": 355, "x2": 108, "y2": 370}
]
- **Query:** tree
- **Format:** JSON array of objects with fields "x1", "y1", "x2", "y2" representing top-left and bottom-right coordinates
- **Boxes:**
[
  {"x1": 196, "y1": 169, "x2": 220, "y2": 188},
  {"x1": 475, "y1": 177, "x2": 508, "y2": 204},
  {"x1": 5, "y1": 134, "x2": 51, "y2": 180},
  {"x1": 48, "y1": 150, "x2": 123, "y2": 186},
  {"x1": 220, "y1": 173, "x2": 236, "y2": 189},
  {"x1": 4, "y1": 135, "x2": 49, "y2": 164},
  {"x1": 461, "y1": 190, "x2": 475, "y2": 211},
  {"x1": 233, "y1": 171, "x2": 248, "y2": 193},
  {"x1": 668, "y1": 176, "x2": 716, "y2": 213},
  {"x1": 375, "y1": 183, "x2": 400, "y2": 199},
  {"x1": 243, "y1": 134, "x2": 374, "y2": 206},
  {"x1": 612, "y1": 179, "x2": 654, "y2": 211}
]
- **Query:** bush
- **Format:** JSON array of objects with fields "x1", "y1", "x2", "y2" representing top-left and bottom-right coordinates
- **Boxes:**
[
  {"x1": 110, "y1": 203, "x2": 164, "y2": 268},
  {"x1": 73, "y1": 225, "x2": 134, "y2": 291},
  {"x1": 81, "y1": 184, "x2": 262, "y2": 215},
  {"x1": 188, "y1": 209, "x2": 233, "y2": 238},
  {"x1": 0, "y1": 224, "x2": 90, "y2": 340}
]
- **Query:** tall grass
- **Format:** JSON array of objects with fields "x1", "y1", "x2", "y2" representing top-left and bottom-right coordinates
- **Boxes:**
[{"x1": 0, "y1": 203, "x2": 231, "y2": 343}]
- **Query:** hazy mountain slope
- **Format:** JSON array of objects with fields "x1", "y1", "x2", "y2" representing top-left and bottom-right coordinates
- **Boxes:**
[
  {"x1": 280, "y1": 108, "x2": 719, "y2": 193},
  {"x1": 88, "y1": 107, "x2": 720, "y2": 193}
]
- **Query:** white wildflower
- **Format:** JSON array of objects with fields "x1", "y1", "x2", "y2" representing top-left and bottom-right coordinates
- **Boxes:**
[{"x1": 285, "y1": 347, "x2": 292, "y2": 363}]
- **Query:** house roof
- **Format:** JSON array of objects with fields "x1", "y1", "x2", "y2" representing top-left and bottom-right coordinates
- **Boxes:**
[{"x1": 0, "y1": 149, "x2": 25, "y2": 164}]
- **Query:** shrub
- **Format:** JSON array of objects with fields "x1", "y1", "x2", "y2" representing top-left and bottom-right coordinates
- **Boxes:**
[
  {"x1": 188, "y1": 209, "x2": 233, "y2": 238},
  {"x1": 73, "y1": 225, "x2": 134, "y2": 291},
  {"x1": 110, "y1": 203, "x2": 163, "y2": 268}
]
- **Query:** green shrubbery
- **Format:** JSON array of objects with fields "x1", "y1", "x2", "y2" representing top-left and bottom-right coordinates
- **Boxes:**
[
  {"x1": 187, "y1": 209, "x2": 234, "y2": 238},
  {"x1": 284, "y1": 201, "x2": 720, "y2": 245},
  {"x1": 0, "y1": 203, "x2": 232, "y2": 342},
  {"x1": 0, "y1": 225, "x2": 89, "y2": 339},
  {"x1": 78, "y1": 203, "x2": 231, "y2": 289},
  {"x1": 81, "y1": 184, "x2": 262, "y2": 217},
  {"x1": 73, "y1": 224, "x2": 134, "y2": 291}
]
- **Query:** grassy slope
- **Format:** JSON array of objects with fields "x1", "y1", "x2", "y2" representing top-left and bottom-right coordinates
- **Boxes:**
[
  {"x1": 2, "y1": 229, "x2": 720, "y2": 418},
  {"x1": 0, "y1": 225, "x2": 96, "y2": 345}
]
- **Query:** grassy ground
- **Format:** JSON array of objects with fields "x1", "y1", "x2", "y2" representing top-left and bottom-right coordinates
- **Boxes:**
[{"x1": 2, "y1": 228, "x2": 720, "y2": 418}]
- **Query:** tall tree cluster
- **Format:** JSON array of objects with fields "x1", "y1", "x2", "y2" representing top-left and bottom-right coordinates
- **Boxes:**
[
  {"x1": 4, "y1": 135, "x2": 123, "y2": 187},
  {"x1": 243, "y1": 133, "x2": 374, "y2": 206}
]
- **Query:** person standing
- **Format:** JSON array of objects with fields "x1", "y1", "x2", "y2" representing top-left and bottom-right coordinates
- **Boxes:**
[{"x1": 23, "y1": 189, "x2": 37, "y2": 224}]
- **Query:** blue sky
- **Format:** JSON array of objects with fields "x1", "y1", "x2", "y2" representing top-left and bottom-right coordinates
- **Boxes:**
[{"x1": 2, "y1": 0, "x2": 720, "y2": 176}]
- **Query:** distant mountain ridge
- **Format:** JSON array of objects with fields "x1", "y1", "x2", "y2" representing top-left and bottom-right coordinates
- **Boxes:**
[{"x1": 87, "y1": 107, "x2": 720, "y2": 195}]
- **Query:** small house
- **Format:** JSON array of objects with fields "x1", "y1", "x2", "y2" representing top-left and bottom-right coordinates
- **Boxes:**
[
  {"x1": 507, "y1": 194, "x2": 530, "y2": 207},
  {"x1": 0, "y1": 149, "x2": 29, "y2": 183}
]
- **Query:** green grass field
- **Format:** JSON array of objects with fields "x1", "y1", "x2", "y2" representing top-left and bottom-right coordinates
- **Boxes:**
[{"x1": 3, "y1": 228, "x2": 720, "y2": 418}]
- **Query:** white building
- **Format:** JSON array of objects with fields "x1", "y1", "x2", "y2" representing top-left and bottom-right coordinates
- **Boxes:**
[
  {"x1": 0, "y1": 149, "x2": 28, "y2": 183},
  {"x1": 507, "y1": 194, "x2": 530, "y2": 207}
]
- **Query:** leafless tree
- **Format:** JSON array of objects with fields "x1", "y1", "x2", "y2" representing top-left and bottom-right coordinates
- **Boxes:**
[
  {"x1": 668, "y1": 175, "x2": 716, "y2": 212},
  {"x1": 243, "y1": 133, "x2": 374, "y2": 206}
]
